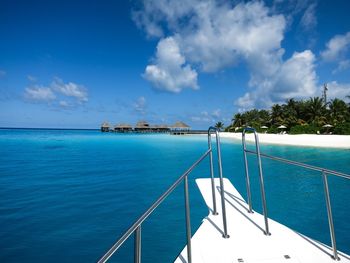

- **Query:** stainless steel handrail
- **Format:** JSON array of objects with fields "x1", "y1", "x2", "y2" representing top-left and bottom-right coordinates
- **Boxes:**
[
  {"x1": 242, "y1": 128, "x2": 350, "y2": 260},
  {"x1": 208, "y1": 127, "x2": 229, "y2": 238},
  {"x1": 242, "y1": 127, "x2": 270, "y2": 235},
  {"x1": 244, "y1": 149, "x2": 350, "y2": 180},
  {"x1": 98, "y1": 148, "x2": 213, "y2": 263}
]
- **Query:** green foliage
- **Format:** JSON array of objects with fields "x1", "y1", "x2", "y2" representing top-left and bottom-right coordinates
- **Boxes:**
[
  {"x1": 229, "y1": 96, "x2": 350, "y2": 135},
  {"x1": 215, "y1": 121, "x2": 224, "y2": 131},
  {"x1": 289, "y1": 124, "x2": 320, "y2": 134},
  {"x1": 266, "y1": 126, "x2": 279, "y2": 134},
  {"x1": 333, "y1": 123, "x2": 350, "y2": 135}
]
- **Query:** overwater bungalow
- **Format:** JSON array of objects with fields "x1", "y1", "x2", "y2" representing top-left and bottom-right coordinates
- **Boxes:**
[
  {"x1": 101, "y1": 122, "x2": 111, "y2": 132},
  {"x1": 114, "y1": 123, "x2": 133, "y2": 133},
  {"x1": 171, "y1": 121, "x2": 191, "y2": 135},
  {"x1": 151, "y1": 124, "x2": 170, "y2": 133},
  {"x1": 134, "y1": 121, "x2": 151, "y2": 132}
]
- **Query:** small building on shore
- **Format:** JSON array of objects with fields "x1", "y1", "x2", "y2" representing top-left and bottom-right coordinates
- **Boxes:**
[
  {"x1": 134, "y1": 121, "x2": 151, "y2": 132},
  {"x1": 101, "y1": 122, "x2": 111, "y2": 132},
  {"x1": 171, "y1": 121, "x2": 191, "y2": 135},
  {"x1": 114, "y1": 123, "x2": 133, "y2": 133},
  {"x1": 100, "y1": 120, "x2": 190, "y2": 134},
  {"x1": 154, "y1": 124, "x2": 171, "y2": 133}
]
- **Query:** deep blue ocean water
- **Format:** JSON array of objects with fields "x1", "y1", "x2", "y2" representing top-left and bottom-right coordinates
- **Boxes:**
[{"x1": 0, "y1": 129, "x2": 349, "y2": 262}]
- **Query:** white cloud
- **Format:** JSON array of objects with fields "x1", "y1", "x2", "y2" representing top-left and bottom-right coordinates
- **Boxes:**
[
  {"x1": 332, "y1": 59, "x2": 350, "y2": 74},
  {"x1": 135, "y1": 0, "x2": 322, "y2": 107},
  {"x1": 273, "y1": 50, "x2": 317, "y2": 100},
  {"x1": 24, "y1": 86, "x2": 56, "y2": 102},
  {"x1": 299, "y1": 3, "x2": 317, "y2": 32},
  {"x1": 211, "y1": 109, "x2": 221, "y2": 118},
  {"x1": 179, "y1": 1, "x2": 286, "y2": 73},
  {"x1": 133, "y1": 96, "x2": 147, "y2": 114},
  {"x1": 51, "y1": 77, "x2": 88, "y2": 102},
  {"x1": 325, "y1": 81, "x2": 350, "y2": 100},
  {"x1": 23, "y1": 77, "x2": 88, "y2": 107},
  {"x1": 191, "y1": 109, "x2": 223, "y2": 123},
  {"x1": 132, "y1": 1, "x2": 196, "y2": 38},
  {"x1": 137, "y1": 1, "x2": 286, "y2": 73},
  {"x1": 136, "y1": 0, "x2": 286, "y2": 96},
  {"x1": 236, "y1": 50, "x2": 318, "y2": 108},
  {"x1": 321, "y1": 32, "x2": 350, "y2": 62},
  {"x1": 143, "y1": 37, "x2": 198, "y2": 93},
  {"x1": 59, "y1": 100, "x2": 70, "y2": 108},
  {"x1": 27, "y1": 75, "x2": 37, "y2": 82}
]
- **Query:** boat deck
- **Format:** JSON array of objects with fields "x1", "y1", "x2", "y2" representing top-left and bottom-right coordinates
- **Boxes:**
[{"x1": 175, "y1": 178, "x2": 350, "y2": 263}]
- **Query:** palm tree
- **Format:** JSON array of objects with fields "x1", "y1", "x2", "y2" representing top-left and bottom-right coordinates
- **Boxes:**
[
  {"x1": 283, "y1": 99, "x2": 298, "y2": 127},
  {"x1": 271, "y1": 104, "x2": 284, "y2": 126},
  {"x1": 328, "y1": 98, "x2": 349, "y2": 125},
  {"x1": 258, "y1": 109, "x2": 270, "y2": 126},
  {"x1": 232, "y1": 113, "x2": 243, "y2": 127},
  {"x1": 215, "y1": 121, "x2": 224, "y2": 131},
  {"x1": 243, "y1": 109, "x2": 260, "y2": 127},
  {"x1": 305, "y1": 97, "x2": 326, "y2": 125}
]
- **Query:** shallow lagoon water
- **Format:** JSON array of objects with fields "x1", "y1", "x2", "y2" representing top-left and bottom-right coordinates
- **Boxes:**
[{"x1": 0, "y1": 129, "x2": 349, "y2": 262}]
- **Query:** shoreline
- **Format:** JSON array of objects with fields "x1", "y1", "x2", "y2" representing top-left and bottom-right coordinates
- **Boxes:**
[{"x1": 219, "y1": 132, "x2": 350, "y2": 149}]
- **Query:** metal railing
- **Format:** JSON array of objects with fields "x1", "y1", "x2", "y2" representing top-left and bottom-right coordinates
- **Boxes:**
[
  {"x1": 242, "y1": 127, "x2": 270, "y2": 235},
  {"x1": 242, "y1": 127, "x2": 350, "y2": 260},
  {"x1": 208, "y1": 127, "x2": 229, "y2": 238},
  {"x1": 98, "y1": 127, "x2": 229, "y2": 263}
]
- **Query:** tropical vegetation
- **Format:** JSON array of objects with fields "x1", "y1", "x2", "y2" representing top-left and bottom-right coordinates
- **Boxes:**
[
  {"x1": 225, "y1": 97, "x2": 350, "y2": 135},
  {"x1": 215, "y1": 121, "x2": 225, "y2": 131}
]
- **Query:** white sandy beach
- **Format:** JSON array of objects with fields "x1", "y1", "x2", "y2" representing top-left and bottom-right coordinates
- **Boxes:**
[{"x1": 219, "y1": 132, "x2": 350, "y2": 149}]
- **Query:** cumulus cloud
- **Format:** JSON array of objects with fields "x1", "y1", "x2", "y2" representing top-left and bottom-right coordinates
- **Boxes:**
[
  {"x1": 191, "y1": 109, "x2": 223, "y2": 123},
  {"x1": 211, "y1": 109, "x2": 221, "y2": 118},
  {"x1": 143, "y1": 37, "x2": 198, "y2": 93},
  {"x1": 321, "y1": 32, "x2": 350, "y2": 74},
  {"x1": 134, "y1": 0, "x2": 321, "y2": 107},
  {"x1": 191, "y1": 111, "x2": 211, "y2": 123},
  {"x1": 51, "y1": 77, "x2": 88, "y2": 102},
  {"x1": 272, "y1": 50, "x2": 317, "y2": 100},
  {"x1": 332, "y1": 60, "x2": 350, "y2": 74},
  {"x1": 58, "y1": 100, "x2": 70, "y2": 108},
  {"x1": 137, "y1": 1, "x2": 286, "y2": 72},
  {"x1": 299, "y1": 3, "x2": 317, "y2": 31},
  {"x1": 321, "y1": 32, "x2": 350, "y2": 62},
  {"x1": 180, "y1": 1, "x2": 285, "y2": 73},
  {"x1": 23, "y1": 77, "x2": 88, "y2": 107},
  {"x1": 236, "y1": 50, "x2": 318, "y2": 109},
  {"x1": 24, "y1": 86, "x2": 56, "y2": 102},
  {"x1": 27, "y1": 75, "x2": 37, "y2": 82},
  {"x1": 133, "y1": 96, "x2": 147, "y2": 114},
  {"x1": 325, "y1": 81, "x2": 350, "y2": 100}
]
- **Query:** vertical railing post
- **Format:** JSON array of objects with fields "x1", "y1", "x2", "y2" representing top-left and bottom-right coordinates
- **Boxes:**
[
  {"x1": 242, "y1": 127, "x2": 270, "y2": 235},
  {"x1": 215, "y1": 129, "x2": 229, "y2": 238},
  {"x1": 134, "y1": 226, "x2": 141, "y2": 263},
  {"x1": 208, "y1": 130, "x2": 218, "y2": 215},
  {"x1": 242, "y1": 130, "x2": 253, "y2": 213},
  {"x1": 253, "y1": 131, "x2": 270, "y2": 236},
  {"x1": 184, "y1": 175, "x2": 192, "y2": 263},
  {"x1": 322, "y1": 171, "x2": 339, "y2": 260}
]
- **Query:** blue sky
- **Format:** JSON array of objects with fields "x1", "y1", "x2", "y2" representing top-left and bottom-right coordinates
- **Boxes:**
[{"x1": 0, "y1": 0, "x2": 349, "y2": 129}]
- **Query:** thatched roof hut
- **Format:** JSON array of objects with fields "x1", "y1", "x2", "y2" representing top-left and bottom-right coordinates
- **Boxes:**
[
  {"x1": 114, "y1": 123, "x2": 132, "y2": 132},
  {"x1": 151, "y1": 124, "x2": 170, "y2": 132},
  {"x1": 135, "y1": 121, "x2": 151, "y2": 132},
  {"x1": 101, "y1": 122, "x2": 111, "y2": 132},
  {"x1": 135, "y1": 121, "x2": 150, "y2": 128},
  {"x1": 159, "y1": 125, "x2": 170, "y2": 130},
  {"x1": 172, "y1": 121, "x2": 190, "y2": 130}
]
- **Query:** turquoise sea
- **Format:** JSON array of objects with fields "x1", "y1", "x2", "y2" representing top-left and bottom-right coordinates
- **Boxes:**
[{"x1": 0, "y1": 129, "x2": 349, "y2": 262}]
